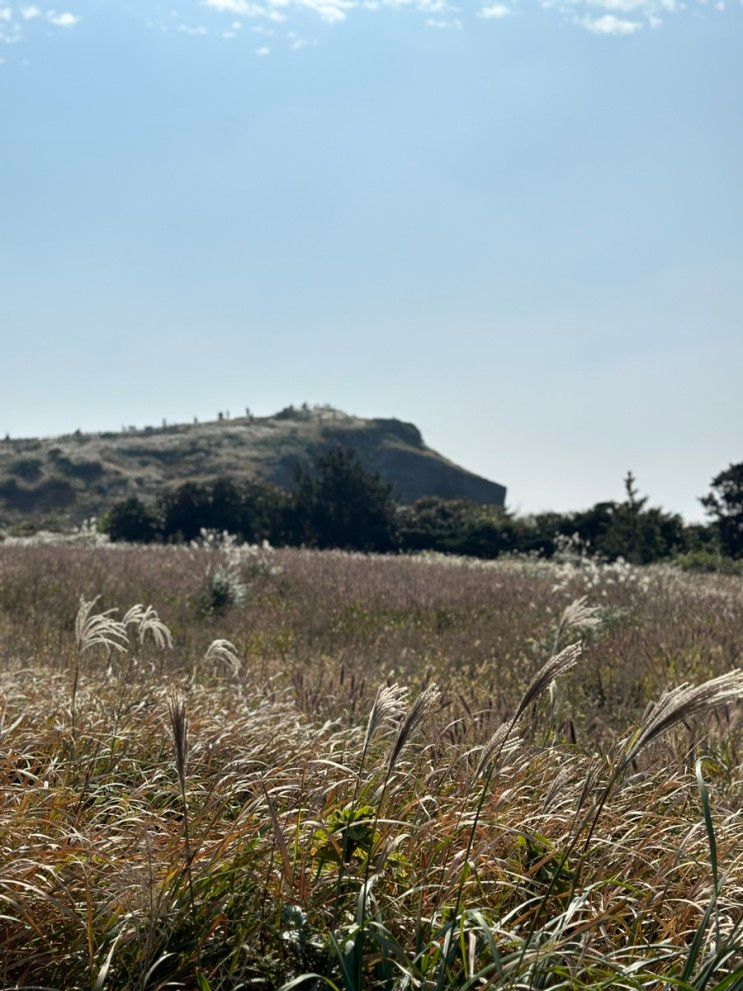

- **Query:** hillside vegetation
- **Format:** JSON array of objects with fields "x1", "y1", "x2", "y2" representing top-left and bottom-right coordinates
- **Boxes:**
[{"x1": 0, "y1": 406, "x2": 506, "y2": 526}]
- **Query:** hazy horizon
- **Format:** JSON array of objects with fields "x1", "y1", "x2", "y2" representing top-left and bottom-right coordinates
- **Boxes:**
[{"x1": 2, "y1": 1, "x2": 741, "y2": 523}]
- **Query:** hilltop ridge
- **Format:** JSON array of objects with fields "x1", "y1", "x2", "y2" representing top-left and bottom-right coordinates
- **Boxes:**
[{"x1": 0, "y1": 405, "x2": 506, "y2": 525}]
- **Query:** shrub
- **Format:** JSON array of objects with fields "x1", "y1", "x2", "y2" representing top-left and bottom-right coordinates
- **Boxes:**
[
  {"x1": 674, "y1": 548, "x2": 743, "y2": 575},
  {"x1": 104, "y1": 496, "x2": 160, "y2": 543},
  {"x1": 198, "y1": 564, "x2": 246, "y2": 614},
  {"x1": 398, "y1": 498, "x2": 516, "y2": 557},
  {"x1": 9, "y1": 457, "x2": 43, "y2": 481},
  {"x1": 160, "y1": 482, "x2": 212, "y2": 542}
]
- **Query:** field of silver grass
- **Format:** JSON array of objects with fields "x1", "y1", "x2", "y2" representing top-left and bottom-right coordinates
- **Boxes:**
[{"x1": 0, "y1": 541, "x2": 740, "y2": 990}]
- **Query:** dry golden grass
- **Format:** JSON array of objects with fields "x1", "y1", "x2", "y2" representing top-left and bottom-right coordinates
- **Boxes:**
[{"x1": 0, "y1": 542, "x2": 740, "y2": 989}]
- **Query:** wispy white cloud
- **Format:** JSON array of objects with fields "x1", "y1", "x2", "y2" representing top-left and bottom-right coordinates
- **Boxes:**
[
  {"x1": 558, "y1": 0, "x2": 695, "y2": 34},
  {"x1": 206, "y1": 0, "x2": 266, "y2": 14},
  {"x1": 0, "y1": 6, "x2": 21, "y2": 45},
  {"x1": 297, "y1": 0, "x2": 354, "y2": 25},
  {"x1": 582, "y1": 0, "x2": 646, "y2": 11},
  {"x1": 203, "y1": 0, "x2": 462, "y2": 28},
  {"x1": 0, "y1": 0, "x2": 733, "y2": 57},
  {"x1": 47, "y1": 11, "x2": 80, "y2": 27},
  {"x1": 204, "y1": 0, "x2": 287, "y2": 20},
  {"x1": 478, "y1": 3, "x2": 510, "y2": 18},
  {"x1": 582, "y1": 12, "x2": 642, "y2": 33},
  {"x1": 199, "y1": 0, "x2": 718, "y2": 38},
  {"x1": 287, "y1": 28, "x2": 312, "y2": 47},
  {"x1": 1, "y1": 3, "x2": 81, "y2": 48}
]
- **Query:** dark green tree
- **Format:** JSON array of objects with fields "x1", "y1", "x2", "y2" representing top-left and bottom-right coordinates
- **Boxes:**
[
  {"x1": 208, "y1": 478, "x2": 245, "y2": 534},
  {"x1": 701, "y1": 462, "x2": 743, "y2": 558},
  {"x1": 241, "y1": 481, "x2": 295, "y2": 545},
  {"x1": 560, "y1": 473, "x2": 686, "y2": 564},
  {"x1": 563, "y1": 501, "x2": 617, "y2": 554},
  {"x1": 160, "y1": 483, "x2": 212, "y2": 542},
  {"x1": 398, "y1": 497, "x2": 515, "y2": 558},
  {"x1": 104, "y1": 497, "x2": 160, "y2": 543},
  {"x1": 295, "y1": 448, "x2": 398, "y2": 552}
]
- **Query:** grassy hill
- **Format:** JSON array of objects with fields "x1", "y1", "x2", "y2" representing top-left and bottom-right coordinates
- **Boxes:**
[{"x1": 0, "y1": 405, "x2": 506, "y2": 527}]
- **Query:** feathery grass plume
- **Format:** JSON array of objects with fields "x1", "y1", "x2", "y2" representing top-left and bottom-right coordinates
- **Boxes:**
[
  {"x1": 555, "y1": 596, "x2": 603, "y2": 648},
  {"x1": 351, "y1": 683, "x2": 409, "y2": 806},
  {"x1": 365, "y1": 683, "x2": 440, "y2": 856},
  {"x1": 514, "y1": 641, "x2": 583, "y2": 723},
  {"x1": 72, "y1": 596, "x2": 128, "y2": 738},
  {"x1": 388, "y1": 682, "x2": 440, "y2": 776},
  {"x1": 540, "y1": 764, "x2": 574, "y2": 812},
  {"x1": 122, "y1": 603, "x2": 173, "y2": 650},
  {"x1": 474, "y1": 720, "x2": 516, "y2": 779},
  {"x1": 168, "y1": 693, "x2": 196, "y2": 925},
  {"x1": 549, "y1": 600, "x2": 600, "y2": 716},
  {"x1": 621, "y1": 669, "x2": 743, "y2": 770},
  {"x1": 203, "y1": 639, "x2": 241, "y2": 677},
  {"x1": 169, "y1": 694, "x2": 189, "y2": 788},
  {"x1": 75, "y1": 596, "x2": 128, "y2": 656},
  {"x1": 362, "y1": 683, "x2": 409, "y2": 758}
]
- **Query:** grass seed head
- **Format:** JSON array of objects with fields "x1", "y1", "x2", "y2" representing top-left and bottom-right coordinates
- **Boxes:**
[
  {"x1": 363, "y1": 682, "x2": 410, "y2": 752},
  {"x1": 624, "y1": 668, "x2": 743, "y2": 767},
  {"x1": 557, "y1": 596, "x2": 603, "y2": 644},
  {"x1": 474, "y1": 720, "x2": 518, "y2": 778},
  {"x1": 514, "y1": 641, "x2": 583, "y2": 723},
  {"x1": 75, "y1": 595, "x2": 129, "y2": 656},
  {"x1": 203, "y1": 639, "x2": 241, "y2": 676},
  {"x1": 122, "y1": 603, "x2": 173, "y2": 649},
  {"x1": 389, "y1": 682, "x2": 441, "y2": 773},
  {"x1": 168, "y1": 693, "x2": 189, "y2": 788}
]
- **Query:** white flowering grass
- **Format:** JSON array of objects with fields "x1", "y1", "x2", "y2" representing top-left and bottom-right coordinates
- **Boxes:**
[{"x1": 0, "y1": 544, "x2": 740, "y2": 989}]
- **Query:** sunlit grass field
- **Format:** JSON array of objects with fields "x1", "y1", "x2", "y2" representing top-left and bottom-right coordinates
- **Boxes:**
[{"x1": 0, "y1": 540, "x2": 740, "y2": 990}]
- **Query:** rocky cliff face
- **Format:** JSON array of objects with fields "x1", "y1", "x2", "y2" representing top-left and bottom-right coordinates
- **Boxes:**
[{"x1": 0, "y1": 406, "x2": 506, "y2": 525}]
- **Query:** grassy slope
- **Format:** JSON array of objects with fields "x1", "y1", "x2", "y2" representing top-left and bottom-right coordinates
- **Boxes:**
[{"x1": 0, "y1": 407, "x2": 507, "y2": 526}]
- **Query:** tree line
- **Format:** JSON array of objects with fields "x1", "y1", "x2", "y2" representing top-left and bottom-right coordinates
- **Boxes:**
[{"x1": 102, "y1": 449, "x2": 743, "y2": 564}]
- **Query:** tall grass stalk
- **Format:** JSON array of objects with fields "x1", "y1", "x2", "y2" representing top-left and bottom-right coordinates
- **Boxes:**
[
  {"x1": 435, "y1": 642, "x2": 584, "y2": 989},
  {"x1": 168, "y1": 693, "x2": 198, "y2": 928}
]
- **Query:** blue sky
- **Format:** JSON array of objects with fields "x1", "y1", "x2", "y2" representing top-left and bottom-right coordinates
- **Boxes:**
[{"x1": 1, "y1": 1, "x2": 741, "y2": 519}]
